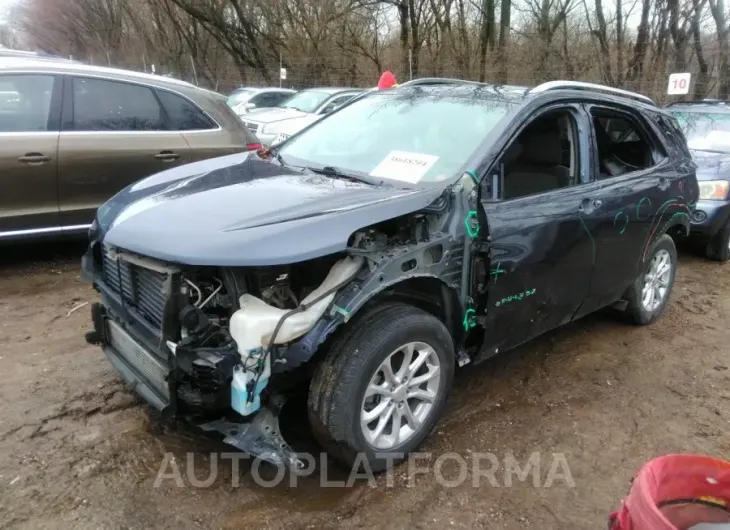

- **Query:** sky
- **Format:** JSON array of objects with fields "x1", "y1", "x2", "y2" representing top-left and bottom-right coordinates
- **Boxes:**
[{"x1": 0, "y1": 0, "x2": 17, "y2": 23}]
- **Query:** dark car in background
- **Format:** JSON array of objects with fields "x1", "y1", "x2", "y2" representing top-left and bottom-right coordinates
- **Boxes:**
[
  {"x1": 666, "y1": 100, "x2": 730, "y2": 261},
  {"x1": 83, "y1": 79, "x2": 696, "y2": 471},
  {"x1": 0, "y1": 57, "x2": 261, "y2": 241}
]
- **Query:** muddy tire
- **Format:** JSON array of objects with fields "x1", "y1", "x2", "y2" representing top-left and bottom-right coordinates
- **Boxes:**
[
  {"x1": 705, "y1": 220, "x2": 730, "y2": 262},
  {"x1": 625, "y1": 234, "x2": 677, "y2": 325},
  {"x1": 308, "y1": 303, "x2": 455, "y2": 472}
]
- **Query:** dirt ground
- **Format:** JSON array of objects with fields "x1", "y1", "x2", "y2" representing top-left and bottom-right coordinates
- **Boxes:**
[{"x1": 0, "y1": 241, "x2": 728, "y2": 530}]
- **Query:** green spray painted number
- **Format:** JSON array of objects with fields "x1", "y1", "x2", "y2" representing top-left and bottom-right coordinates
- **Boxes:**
[{"x1": 495, "y1": 288, "x2": 536, "y2": 307}]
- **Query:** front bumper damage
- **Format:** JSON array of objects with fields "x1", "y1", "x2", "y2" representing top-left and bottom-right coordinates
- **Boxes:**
[{"x1": 85, "y1": 298, "x2": 304, "y2": 469}]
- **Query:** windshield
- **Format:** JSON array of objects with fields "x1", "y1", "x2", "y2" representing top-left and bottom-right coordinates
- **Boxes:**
[
  {"x1": 280, "y1": 90, "x2": 332, "y2": 113},
  {"x1": 670, "y1": 110, "x2": 730, "y2": 153},
  {"x1": 278, "y1": 91, "x2": 514, "y2": 187},
  {"x1": 227, "y1": 90, "x2": 255, "y2": 106}
]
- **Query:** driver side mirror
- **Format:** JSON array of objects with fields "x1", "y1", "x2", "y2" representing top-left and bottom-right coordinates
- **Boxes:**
[{"x1": 244, "y1": 103, "x2": 256, "y2": 111}]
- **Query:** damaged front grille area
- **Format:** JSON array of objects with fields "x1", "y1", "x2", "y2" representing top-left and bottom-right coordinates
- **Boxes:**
[{"x1": 101, "y1": 245, "x2": 169, "y2": 329}]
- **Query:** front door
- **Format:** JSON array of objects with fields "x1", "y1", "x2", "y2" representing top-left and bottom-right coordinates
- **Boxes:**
[
  {"x1": 476, "y1": 104, "x2": 597, "y2": 361},
  {"x1": 0, "y1": 73, "x2": 62, "y2": 236},
  {"x1": 57, "y1": 76, "x2": 190, "y2": 227}
]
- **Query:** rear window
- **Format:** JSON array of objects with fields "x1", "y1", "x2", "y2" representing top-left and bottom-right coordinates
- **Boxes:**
[{"x1": 156, "y1": 90, "x2": 216, "y2": 131}]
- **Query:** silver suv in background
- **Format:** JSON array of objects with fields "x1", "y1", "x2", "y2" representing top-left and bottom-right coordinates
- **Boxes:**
[
  {"x1": 242, "y1": 87, "x2": 363, "y2": 146},
  {"x1": 226, "y1": 87, "x2": 297, "y2": 116}
]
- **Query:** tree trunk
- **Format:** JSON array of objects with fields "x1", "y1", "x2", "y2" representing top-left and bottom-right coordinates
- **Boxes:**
[{"x1": 497, "y1": 0, "x2": 511, "y2": 84}]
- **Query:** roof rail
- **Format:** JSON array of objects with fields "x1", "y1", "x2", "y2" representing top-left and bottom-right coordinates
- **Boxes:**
[
  {"x1": 399, "y1": 77, "x2": 484, "y2": 87},
  {"x1": 529, "y1": 80, "x2": 656, "y2": 106},
  {"x1": 664, "y1": 99, "x2": 730, "y2": 107}
]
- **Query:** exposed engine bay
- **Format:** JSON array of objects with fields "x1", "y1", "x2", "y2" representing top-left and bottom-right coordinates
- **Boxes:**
[{"x1": 84, "y1": 173, "x2": 473, "y2": 468}]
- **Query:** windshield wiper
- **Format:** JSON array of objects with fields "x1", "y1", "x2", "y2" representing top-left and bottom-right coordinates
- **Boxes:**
[{"x1": 306, "y1": 165, "x2": 381, "y2": 186}]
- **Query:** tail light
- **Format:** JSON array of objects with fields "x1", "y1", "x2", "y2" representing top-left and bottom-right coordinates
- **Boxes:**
[{"x1": 246, "y1": 143, "x2": 263, "y2": 151}]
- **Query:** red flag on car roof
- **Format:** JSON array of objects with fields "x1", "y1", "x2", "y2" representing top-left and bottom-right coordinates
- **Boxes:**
[{"x1": 377, "y1": 71, "x2": 398, "y2": 90}]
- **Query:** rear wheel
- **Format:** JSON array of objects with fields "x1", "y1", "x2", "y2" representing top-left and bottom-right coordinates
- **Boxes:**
[
  {"x1": 705, "y1": 219, "x2": 730, "y2": 262},
  {"x1": 308, "y1": 303, "x2": 454, "y2": 472},
  {"x1": 625, "y1": 234, "x2": 677, "y2": 325}
]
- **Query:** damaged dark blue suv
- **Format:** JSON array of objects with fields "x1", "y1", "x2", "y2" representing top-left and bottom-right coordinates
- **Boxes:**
[{"x1": 82, "y1": 79, "x2": 698, "y2": 471}]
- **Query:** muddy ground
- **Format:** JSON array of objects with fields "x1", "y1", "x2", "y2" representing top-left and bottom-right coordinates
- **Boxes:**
[{"x1": 0, "y1": 241, "x2": 728, "y2": 530}]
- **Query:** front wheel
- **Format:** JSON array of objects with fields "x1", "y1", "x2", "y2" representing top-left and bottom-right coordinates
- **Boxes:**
[
  {"x1": 308, "y1": 303, "x2": 455, "y2": 472},
  {"x1": 625, "y1": 234, "x2": 677, "y2": 325}
]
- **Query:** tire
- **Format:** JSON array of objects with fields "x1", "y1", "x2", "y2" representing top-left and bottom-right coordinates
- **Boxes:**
[
  {"x1": 308, "y1": 303, "x2": 455, "y2": 472},
  {"x1": 625, "y1": 234, "x2": 677, "y2": 325},
  {"x1": 705, "y1": 220, "x2": 730, "y2": 262}
]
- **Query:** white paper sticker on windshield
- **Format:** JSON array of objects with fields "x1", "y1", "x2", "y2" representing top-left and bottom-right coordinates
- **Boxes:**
[{"x1": 369, "y1": 151, "x2": 439, "y2": 183}]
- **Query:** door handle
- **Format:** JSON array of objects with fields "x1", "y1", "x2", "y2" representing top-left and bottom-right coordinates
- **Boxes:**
[
  {"x1": 154, "y1": 151, "x2": 180, "y2": 162},
  {"x1": 18, "y1": 153, "x2": 51, "y2": 165},
  {"x1": 578, "y1": 198, "x2": 603, "y2": 213}
]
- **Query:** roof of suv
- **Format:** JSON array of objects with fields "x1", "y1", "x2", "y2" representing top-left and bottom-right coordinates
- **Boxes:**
[
  {"x1": 398, "y1": 77, "x2": 662, "y2": 111},
  {"x1": 0, "y1": 57, "x2": 197, "y2": 92}
]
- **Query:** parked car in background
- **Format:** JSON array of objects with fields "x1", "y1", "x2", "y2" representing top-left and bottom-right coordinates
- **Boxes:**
[
  {"x1": 242, "y1": 87, "x2": 363, "y2": 146},
  {"x1": 83, "y1": 79, "x2": 696, "y2": 471},
  {"x1": 666, "y1": 100, "x2": 730, "y2": 261},
  {"x1": 0, "y1": 57, "x2": 261, "y2": 241},
  {"x1": 226, "y1": 87, "x2": 296, "y2": 116}
]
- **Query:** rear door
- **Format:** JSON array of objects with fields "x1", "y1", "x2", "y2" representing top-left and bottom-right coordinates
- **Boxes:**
[
  {"x1": 575, "y1": 105, "x2": 682, "y2": 316},
  {"x1": 57, "y1": 76, "x2": 190, "y2": 227},
  {"x1": 0, "y1": 73, "x2": 62, "y2": 235}
]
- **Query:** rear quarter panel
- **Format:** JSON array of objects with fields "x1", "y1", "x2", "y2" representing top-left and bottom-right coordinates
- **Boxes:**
[{"x1": 181, "y1": 89, "x2": 254, "y2": 160}]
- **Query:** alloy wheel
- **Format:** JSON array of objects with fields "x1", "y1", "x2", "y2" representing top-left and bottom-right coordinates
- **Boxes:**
[{"x1": 360, "y1": 341, "x2": 442, "y2": 450}]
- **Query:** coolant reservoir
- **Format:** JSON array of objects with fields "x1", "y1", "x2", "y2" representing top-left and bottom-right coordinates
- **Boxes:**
[{"x1": 229, "y1": 256, "x2": 363, "y2": 416}]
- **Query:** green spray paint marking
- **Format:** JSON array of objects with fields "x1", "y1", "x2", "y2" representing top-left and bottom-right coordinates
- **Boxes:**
[
  {"x1": 490, "y1": 262, "x2": 506, "y2": 283},
  {"x1": 636, "y1": 197, "x2": 652, "y2": 221},
  {"x1": 466, "y1": 169, "x2": 479, "y2": 185},
  {"x1": 495, "y1": 288, "x2": 536, "y2": 307},
  {"x1": 657, "y1": 211, "x2": 689, "y2": 239},
  {"x1": 613, "y1": 210, "x2": 629, "y2": 234},
  {"x1": 462, "y1": 308, "x2": 477, "y2": 330},
  {"x1": 465, "y1": 210, "x2": 479, "y2": 238}
]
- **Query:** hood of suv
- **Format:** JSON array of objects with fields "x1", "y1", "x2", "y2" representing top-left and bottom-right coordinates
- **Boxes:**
[
  {"x1": 691, "y1": 149, "x2": 730, "y2": 181},
  {"x1": 97, "y1": 152, "x2": 442, "y2": 267},
  {"x1": 243, "y1": 107, "x2": 311, "y2": 125}
]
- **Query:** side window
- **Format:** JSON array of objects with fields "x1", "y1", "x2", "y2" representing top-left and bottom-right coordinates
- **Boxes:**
[
  {"x1": 320, "y1": 94, "x2": 355, "y2": 114},
  {"x1": 156, "y1": 90, "x2": 216, "y2": 131},
  {"x1": 272, "y1": 92, "x2": 293, "y2": 106},
  {"x1": 590, "y1": 109, "x2": 658, "y2": 178},
  {"x1": 72, "y1": 77, "x2": 163, "y2": 131},
  {"x1": 499, "y1": 110, "x2": 578, "y2": 200},
  {"x1": 654, "y1": 113, "x2": 692, "y2": 159},
  {"x1": 250, "y1": 92, "x2": 284, "y2": 108},
  {"x1": 0, "y1": 74, "x2": 54, "y2": 132}
]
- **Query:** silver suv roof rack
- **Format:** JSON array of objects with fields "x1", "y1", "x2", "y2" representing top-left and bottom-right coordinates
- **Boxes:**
[
  {"x1": 529, "y1": 81, "x2": 656, "y2": 106},
  {"x1": 399, "y1": 77, "x2": 484, "y2": 87}
]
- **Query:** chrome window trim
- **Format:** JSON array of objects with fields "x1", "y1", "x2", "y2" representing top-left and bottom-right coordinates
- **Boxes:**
[
  {"x1": 0, "y1": 224, "x2": 91, "y2": 239},
  {"x1": 69, "y1": 74, "x2": 223, "y2": 133}
]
